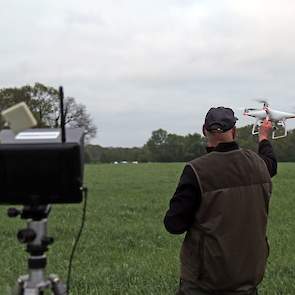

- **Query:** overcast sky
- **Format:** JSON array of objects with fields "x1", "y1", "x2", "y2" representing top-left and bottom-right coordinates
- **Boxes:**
[{"x1": 1, "y1": 0, "x2": 295, "y2": 146}]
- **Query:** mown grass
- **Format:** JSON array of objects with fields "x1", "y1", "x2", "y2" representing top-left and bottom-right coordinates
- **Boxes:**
[{"x1": 0, "y1": 163, "x2": 294, "y2": 294}]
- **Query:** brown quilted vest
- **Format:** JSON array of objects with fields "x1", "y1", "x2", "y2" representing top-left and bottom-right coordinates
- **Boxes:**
[{"x1": 180, "y1": 148, "x2": 272, "y2": 293}]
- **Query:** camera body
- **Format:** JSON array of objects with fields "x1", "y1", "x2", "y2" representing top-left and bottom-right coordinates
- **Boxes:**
[{"x1": 0, "y1": 128, "x2": 85, "y2": 205}]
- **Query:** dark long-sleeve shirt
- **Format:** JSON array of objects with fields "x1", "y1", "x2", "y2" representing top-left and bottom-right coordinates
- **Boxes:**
[{"x1": 164, "y1": 140, "x2": 277, "y2": 235}]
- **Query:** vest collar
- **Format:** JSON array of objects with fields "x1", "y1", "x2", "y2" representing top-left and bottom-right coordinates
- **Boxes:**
[{"x1": 206, "y1": 141, "x2": 239, "y2": 153}]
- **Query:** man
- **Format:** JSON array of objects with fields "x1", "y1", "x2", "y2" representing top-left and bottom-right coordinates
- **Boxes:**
[{"x1": 164, "y1": 107, "x2": 277, "y2": 295}]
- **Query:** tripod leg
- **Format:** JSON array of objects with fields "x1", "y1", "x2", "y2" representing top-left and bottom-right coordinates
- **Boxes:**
[
  {"x1": 49, "y1": 275, "x2": 68, "y2": 295},
  {"x1": 11, "y1": 275, "x2": 28, "y2": 295}
]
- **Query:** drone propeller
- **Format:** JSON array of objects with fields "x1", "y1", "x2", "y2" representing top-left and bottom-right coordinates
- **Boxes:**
[
  {"x1": 233, "y1": 106, "x2": 264, "y2": 114},
  {"x1": 254, "y1": 98, "x2": 269, "y2": 107},
  {"x1": 246, "y1": 108, "x2": 261, "y2": 111}
]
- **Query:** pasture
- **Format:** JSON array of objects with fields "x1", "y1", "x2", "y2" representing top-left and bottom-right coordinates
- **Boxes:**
[{"x1": 0, "y1": 163, "x2": 294, "y2": 294}]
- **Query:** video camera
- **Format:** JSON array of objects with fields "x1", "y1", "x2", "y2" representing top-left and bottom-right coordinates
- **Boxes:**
[
  {"x1": 0, "y1": 128, "x2": 84, "y2": 205},
  {"x1": 0, "y1": 87, "x2": 85, "y2": 206}
]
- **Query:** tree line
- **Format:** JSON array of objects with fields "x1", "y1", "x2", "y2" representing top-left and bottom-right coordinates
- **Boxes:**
[
  {"x1": 1, "y1": 83, "x2": 294, "y2": 162},
  {"x1": 86, "y1": 126, "x2": 295, "y2": 163},
  {"x1": 86, "y1": 129, "x2": 206, "y2": 163}
]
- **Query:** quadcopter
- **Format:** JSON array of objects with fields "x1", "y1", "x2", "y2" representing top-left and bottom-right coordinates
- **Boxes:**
[{"x1": 244, "y1": 100, "x2": 295, "y2": 139}]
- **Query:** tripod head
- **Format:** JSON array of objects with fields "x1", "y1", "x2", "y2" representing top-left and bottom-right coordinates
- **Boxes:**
[{"x1": 8, "y1": 205, "x2": 54, "y2": 256}]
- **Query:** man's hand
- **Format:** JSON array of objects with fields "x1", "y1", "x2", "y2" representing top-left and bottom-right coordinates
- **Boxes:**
[{"x1": 259, "y1": 119, "x2": 273, "y2": 142}]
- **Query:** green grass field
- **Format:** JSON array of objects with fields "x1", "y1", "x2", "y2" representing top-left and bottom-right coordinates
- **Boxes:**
[{"x1": 0, "y1": 163, "x2": 294, "y2": 294}]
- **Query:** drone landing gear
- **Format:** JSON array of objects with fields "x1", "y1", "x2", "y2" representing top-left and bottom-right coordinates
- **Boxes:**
[
  {"x1": 252, "y1": 119, "x2": 262, "y2": 135},
  {"x1": 252, "y1": 119, "x2": 288, "y2": 139},
  {"x1": 272, "y1": 120, "x2": 287, "y2": 139},
  {"x1": 8, "y1": 206, "x2": 67, "y2": 295}
]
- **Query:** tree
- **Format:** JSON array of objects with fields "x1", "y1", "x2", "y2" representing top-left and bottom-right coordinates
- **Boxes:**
[
  {"x1": 183, "y1": 133, "x2": 206, "y2": 161},
  {"x1": 164, "y1": 134, "x2": 184, "y2": 162},
  {"x1": 145, "y1": 129, "x2": 205, "y2": 162},
  {"x1": 62, "y1": 97, "x2": 97, "y2": 139},
  {"x1": 272, "y1": 129, "x2": 295, "y2": 162},
  {"x1": 236, "y1": 125, "x2": 257, "y2": 151},
  {"x1": 29, "y1": 83, "x2": 59, "y2": 128},
  {"x1": 146, "y1": 129, "x2": 169, "y2": 162},
  {"x1": 0, "y1": 83, "x2": 97, "y2": 140}
]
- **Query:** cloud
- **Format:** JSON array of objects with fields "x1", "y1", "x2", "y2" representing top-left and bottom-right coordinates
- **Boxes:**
[{"x1": 1, "y1": 0, "x2": 295, "y2": 146}]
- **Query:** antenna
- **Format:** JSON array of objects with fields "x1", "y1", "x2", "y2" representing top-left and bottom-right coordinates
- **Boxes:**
[{"x1": 59, "y1": 86, "x2": 66, "y2": 143}]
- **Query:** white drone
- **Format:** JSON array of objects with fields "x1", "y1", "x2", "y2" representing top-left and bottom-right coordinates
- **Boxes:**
[{"x1": 244, "y1": 100, "x2": 295, "y2": 139}]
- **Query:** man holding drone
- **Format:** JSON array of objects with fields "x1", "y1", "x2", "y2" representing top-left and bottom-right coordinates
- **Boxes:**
[{"x1": 164, "y1": 107, "x2": 277, "y2": 295}]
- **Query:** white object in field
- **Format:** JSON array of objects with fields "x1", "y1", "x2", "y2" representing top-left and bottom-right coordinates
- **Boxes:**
[{"x1": 1, "y1": 102, "x2": 37, "y2": 134}]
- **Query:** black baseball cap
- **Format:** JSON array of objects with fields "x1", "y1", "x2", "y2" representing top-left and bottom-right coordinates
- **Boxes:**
[{"x1": 204, "y1": 107, "x2": 238, "y2": 132}]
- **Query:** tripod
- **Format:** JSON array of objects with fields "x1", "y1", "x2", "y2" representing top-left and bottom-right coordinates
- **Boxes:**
[{"x1": 8, "y1": 205, "x2": 68, "y2": 295}]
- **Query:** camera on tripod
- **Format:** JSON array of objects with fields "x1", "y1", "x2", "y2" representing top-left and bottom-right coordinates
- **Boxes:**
[
  {"x1": 0, "y1": 87, "x2": 87, "y2": 295},
  {"x1": 0, "y1": 89, "x2": 85, "y2": 205},
  {"x1": 0, "y1": 127, "x2": 85, "y2": 205}
]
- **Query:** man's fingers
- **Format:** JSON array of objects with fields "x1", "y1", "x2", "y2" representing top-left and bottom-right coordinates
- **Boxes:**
[{"x1": 261, "y1": 119, "x2": 272, "y2": 128}]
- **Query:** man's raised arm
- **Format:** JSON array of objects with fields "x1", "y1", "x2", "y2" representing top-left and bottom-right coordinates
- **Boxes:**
[{"x1": 258, "y1": 119, "x2": 277, "y2": 177}]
